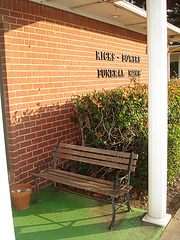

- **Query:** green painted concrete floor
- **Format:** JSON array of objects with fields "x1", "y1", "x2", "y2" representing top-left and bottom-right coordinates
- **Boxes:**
[{"x1": 12, "y1": 186, "x2": 164, "y2": 240}]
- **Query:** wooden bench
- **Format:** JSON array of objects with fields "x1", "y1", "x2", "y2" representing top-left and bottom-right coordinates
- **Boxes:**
[{"x1": 32, "y1": 142, "x2": 138, "y2": 230}]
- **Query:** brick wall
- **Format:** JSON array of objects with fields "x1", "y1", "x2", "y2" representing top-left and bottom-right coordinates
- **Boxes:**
[{"x1": 0, "y1": 0, "x2": 147, "y2": 188}]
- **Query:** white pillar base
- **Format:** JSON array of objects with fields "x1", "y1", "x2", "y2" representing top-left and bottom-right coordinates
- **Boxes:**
[{"x1": 142, "y1": 213, "x2": 171, "y2": 228}]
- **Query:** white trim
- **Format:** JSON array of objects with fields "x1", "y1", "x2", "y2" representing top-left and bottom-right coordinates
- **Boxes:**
[
  {"x1": 142, "y1": 214, "x2": 171, "y2": 228},
  {"x1": 115, "y1": 0, "x2": 147, "y2": 18},
  {"x1": 169, "y1": 44, "x2": 180, "y2": 49},
  {"x1": 28, "y1": 0, "x2": 180, "y2": 41},
  {"x1": 115, "y1": 0, "x2": 180, "y2": 39},
  {"x1": 167, "y1": 23, "x2": 180, "y2": 34},
  {"x1": 28, "y1": 0, "x2": 146, "y2": 35}
]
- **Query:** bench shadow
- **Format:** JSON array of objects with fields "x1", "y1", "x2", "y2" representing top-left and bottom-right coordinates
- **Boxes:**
[
  {"x1": 13, "y1": 188, "x2": 162, "y2": 240},
  {"x1": 12, "y1": 188, "x2": 131, "y2": 238},
  {"x1": 14, "y1": 211, "x2": 147, "y2": 240},
  {"x1": 13, "y1": 187, "x2": 109, "y2": 215}
]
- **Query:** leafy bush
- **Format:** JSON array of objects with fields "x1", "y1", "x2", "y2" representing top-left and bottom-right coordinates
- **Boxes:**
[
  {"x1": 72, "y1": 82, "x2": 148, "y2": 187},
  {"x1": 168, "y1": 78, "x2": 180, "y2": 185},
  {"x1": 71, "y1": 79, "x2": 180, "y2": 188}
]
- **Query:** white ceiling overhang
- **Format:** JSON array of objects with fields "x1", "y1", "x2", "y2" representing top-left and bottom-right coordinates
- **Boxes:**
[{"x1": 29, "y1": 0, "x2": 180, "y2": 42}]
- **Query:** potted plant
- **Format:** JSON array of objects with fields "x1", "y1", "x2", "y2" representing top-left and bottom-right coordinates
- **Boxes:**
[{"x1": 10, "y1": 183, "x2": 32, "y2": 210}]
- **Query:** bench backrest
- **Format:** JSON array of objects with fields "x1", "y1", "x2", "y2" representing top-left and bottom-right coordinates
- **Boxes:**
[{"x1": 55, "y1": 143, "x2": 138, "y2": 172}]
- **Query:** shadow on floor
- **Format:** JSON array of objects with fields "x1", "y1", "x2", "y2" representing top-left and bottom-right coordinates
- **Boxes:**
[{"x1": 12, "y1": 186, "x2": 164, "y2": 240}]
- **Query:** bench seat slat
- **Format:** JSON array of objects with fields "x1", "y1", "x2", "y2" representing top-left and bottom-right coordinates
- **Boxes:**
[
  {"x1": 58, "y1": 153, "x2": 135, "y2": 172},
  {"x1": 57, "y1": 148, "x2": 137, "y2": 166},
  {"x1": 59, "y1": 143, "x2": 138, "y2": 160},
  {"x1": 52, "y1": 169, "x2": 114, "y2": 188},
  {"x1": 53, "y1": 169, "x2": 114, "y2": 186},
  {"x1": 32, "y1": 172, "x2": 116, "y2": 196},
  {"x1": 50, "y1": 172, "x2": 113, "y2": 192},
  {"x1": 51, "y1": 170, "x2": 132, "y2": 195},
  {"x1": 32, "y1": 170, "x2": 132, "y2": 197}
]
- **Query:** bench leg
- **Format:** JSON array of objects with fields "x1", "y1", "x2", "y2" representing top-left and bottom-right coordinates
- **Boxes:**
[
  {"x1": 109, "y1": 196, "x2": 116, "y2": 231},
  {"x1": 127, "y1": 191, "x2": 131, "y2": 212},
  {"x1": 32, "y1": 176, "x2": 39, "y2": 204}
]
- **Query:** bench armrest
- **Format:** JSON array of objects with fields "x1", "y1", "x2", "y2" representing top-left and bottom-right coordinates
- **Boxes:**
[
  {"x1": 37, "y1": 158, "x2": 57, "y2": 173},
  {"x1": 113, "y1": 172, "x2": 131, "y2": 194},
  {"x1": 36, "y1": 142, "x2": 60, "y2": 173}
]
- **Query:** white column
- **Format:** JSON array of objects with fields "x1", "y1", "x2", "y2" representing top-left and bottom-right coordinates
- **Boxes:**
[
  {"x1": 0, "y1": 70, "x2": 15, "y2": 238},
  {"x1": 178, "y1": 54, "x2": 180, "y2": 78},
  {"x1": 143, "y1": 0, "x2": 171, "y2": 227}
]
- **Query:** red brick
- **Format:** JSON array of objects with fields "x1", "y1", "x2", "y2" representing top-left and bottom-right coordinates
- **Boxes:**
[
  {"x1": 20, "y1": 140, "x2": 31, "y2": 148},
  {"x1": 48, "y1": 139, "x2": 57, "y2": 146},
  {"x1": 12, "y1": 0, "x2": 22, "y2": 12},
  {"x1": 30, "y1": 2, "x2": 39, "y2": 16},
  {"x1": 37, "y1": 130, "x2": 46, "y2": 137},
  {"x1": 27, "y1": 156, "x2": 37, "y2": 164},
  {"x1": 27, "y1": 145, "x2": 38, "y2": 152},
  {"x1": 30, "y1": 114, "x2": 41, "y2": 121},
  {"x1": 22, "y1": 0, "x2": 31, "y2": 14},
  {"x1": 38, "y1": 152, "x2": 49, "y2": 161},
  {"x1": 41, "y1": 112, "x2": 51, "y2": 118},
  {"x1": 53, "y1": 132, "x2": 61, "y2": 139},
  {"x1": 32, "y1": 137, "x2": 42, "y2": 145},
  {"x1": 43, "y1": 134, "x2": 53, "y2": 141},
  {"x1": 3, "y1": 15, "x2": 16, "y2": 24},
  {"x1": 30, "y1": 33, "x2": 41, "y2": 40},
  {"x1": 1, "y1": 0, "x2": 148, "y2": 186},
  {"x1": 22, "y1": 96, "x2": 33, "y2": 103},
  {"x1": 17, "y1": 18, "x2": 29, "y2": 26},
  {"x1": 31, "y1": 125, "x2": 42, "y2": 133},
  {"x1": 23, "y1": 163, "x2": 33, "y2": 172},
  {"x1": 10, "y1": 11, "x2": 22, "y2": 19},
  {"x1": 23, "y1": 13, "x2": 34, "y2": 21},
  {"x1": 2, "y1": 0, "x2": 11, "y2": 9},
  {"x1": 21, "y1": 152, "x2": 33, "y2": 161},
  {"x1": 25, "y1": 133, "x2": 36, "y2": 140},
  {"x1": 33, "y1": 148, "x2": 43, "y2": 156},
  {"x1": 38, "y1": 141, "x2": 48, "y2": 149},
  {"x1": 19, "y1": 128, "x2": 30, "y2": 135},
  {"x1": 20, "y1": 172, "x2": 28, "y2": 179}
]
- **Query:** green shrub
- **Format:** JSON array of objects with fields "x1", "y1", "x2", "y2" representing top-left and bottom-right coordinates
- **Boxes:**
[
  {"x1": 72, "y1": 82, "x2": 148, "y2": 187},
  {"x1": 71, "y1": 79, "x2": 180, "y2": 188},
  {"x1": 168, "y1": 78, "x2": 180, "y2": 185}
]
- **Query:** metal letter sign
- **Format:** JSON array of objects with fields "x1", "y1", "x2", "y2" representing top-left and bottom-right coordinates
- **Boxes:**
[{"x1": 96, "y1": 51, "x2": 141, "y2": 78}]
